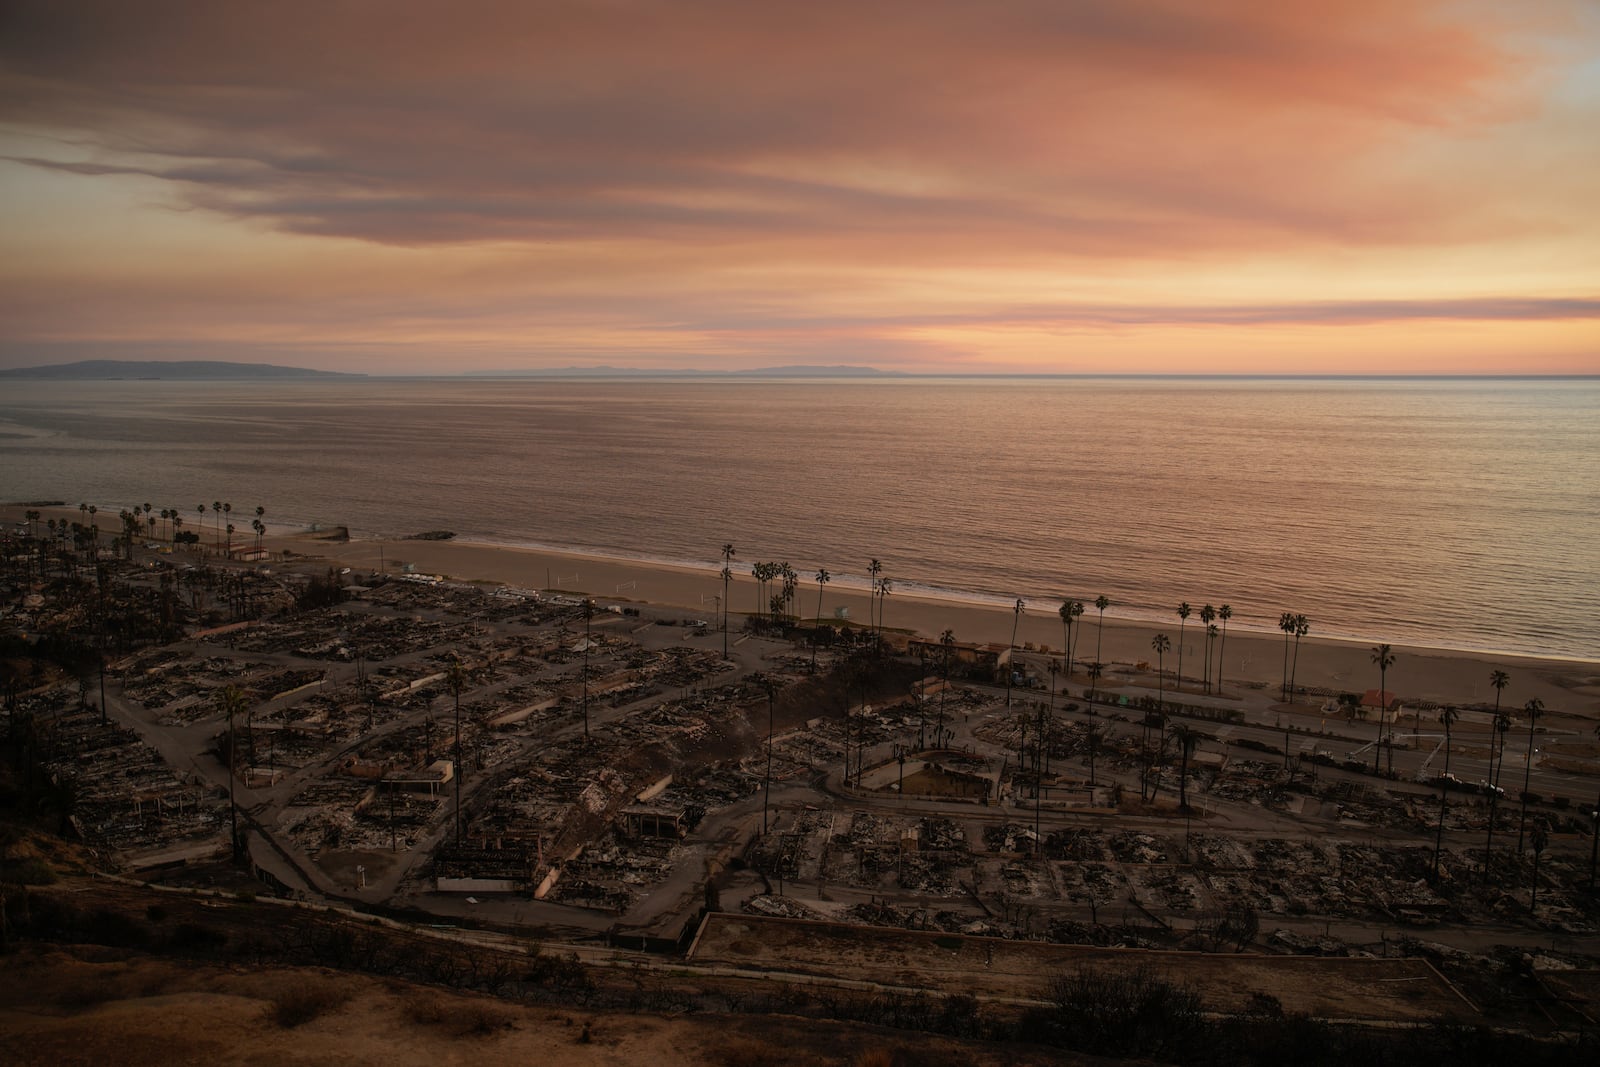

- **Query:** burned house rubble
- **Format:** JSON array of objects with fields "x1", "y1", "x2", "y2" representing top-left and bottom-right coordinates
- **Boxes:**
[{"x1": 3, "y1": 538, "x2": 1598, "y2": 968}]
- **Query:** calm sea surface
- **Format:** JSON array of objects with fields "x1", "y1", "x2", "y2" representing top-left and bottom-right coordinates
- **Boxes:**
[{"x1": 1, "y1": 377, "x2": 1596, "y2": 660}]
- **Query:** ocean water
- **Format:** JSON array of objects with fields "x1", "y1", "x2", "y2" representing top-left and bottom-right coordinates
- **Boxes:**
[{"x1": 1, "y1": 376, "x2": 1596, "y2": 660}]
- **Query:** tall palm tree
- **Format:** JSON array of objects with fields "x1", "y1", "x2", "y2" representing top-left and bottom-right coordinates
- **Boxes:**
[
  {"x1": 876, "y1": 577, "x2": 892, "y2": 638},
  {"x1": 1489, "y1": 669, "x2": 1510, "y2": 748},
  {"x1": 1433, "y1": 705, "x2": 1459, "y2": 878},
  {"x1": 868, "y1": 559, "x2": 882, "y2": 642},
  {"x1": 1150, "y1": 633, "x2": 1171, "y2": 799},
  {"x1": 1058, "y1": 599, "x2": 1084, "y2": 678},
  {"x1": 761, "y1": 676, "x2": 777, "y2": 834},
  {"x1": 1094, "y1": 595, "x2": 1110, "y2": 680},
  {"x1": 1007, "y1": 598, "x2": 1025, "y2": 706},
  {"x1": 1516, "y1": 697, "x2": 1544, "y2": 853},
  {"x1": 1530, "y1": 822, "x2": 1549, "y2": 914},
  {"x1": 1176, "y1": 602, "x2": 1191, "y2": 693},
  {"x1": 1278, "y1": 612, "x2": 1296, "y2": 702},
  {"x1": 1588, "y1": 723, "x2": 1599, "y2": 890},
  {"x1": 810, "y1": 568, "x2": 830, "y2": 669},
  {"x1": 581, "y1": 599, "x2": 595, "y2": 738},
  {"x1": 1370, "y1": 643, "x2": 1395, "y2": 774},
  {"x1": 1169, "y1": 723, "x2": 1200, "y2": 811},
  {"x1": 720, "y1": 543, "x2": 735, "y2": 658},
  {"x1": 1087, "y1": 661, "x2": 1103, "y2": 704},
  {"x1": 1151, "y1": 633, "x2": 1171, "y2": 713},
  {"x1": 1044, "y1": 658, "x2": 1059, "y2": 777},
  {"x1": 196, "y1": 504, "x2": 206, "y2": 553},
  {"x1": 1483, "y1": 709, "x2": 1511, "y2": 883},
  {"x1": 1199, "y1": 605, "x2": 1216, "y2": 693},
  {"x1": 1288, "y1": 615, "x2": 1309, "y2": 704},
  {"x1": 937, "y1": 629, "x2": 955, "y2": 746},
  {"x1": 447, "y1": 654, "x2": 469, "y2": 843}
]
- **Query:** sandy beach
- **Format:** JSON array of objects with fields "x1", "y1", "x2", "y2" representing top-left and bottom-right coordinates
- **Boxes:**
[
  {"x1": 6, "y1": 501, "x2": 1596, "y2": 722},
  {"x1": 294, "y1": 529, "x2": 1600, "y2": 723}
]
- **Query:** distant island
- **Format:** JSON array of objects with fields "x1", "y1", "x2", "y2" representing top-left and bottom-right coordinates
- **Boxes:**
[
  {"x1": 461, "y1": 364, "x2": 905, "y2": 378},
  {"x1": 0, "y1": 360, "x2": 365, "y2": 381}
]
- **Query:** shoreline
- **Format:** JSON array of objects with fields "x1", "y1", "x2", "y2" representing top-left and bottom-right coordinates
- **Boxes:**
[
  {"x1": 6, "y1": 502, "x2": 1597, "y2": 718},
  {"x1": 295, "y1": 532, "x2": 1598, "y2": 720}
]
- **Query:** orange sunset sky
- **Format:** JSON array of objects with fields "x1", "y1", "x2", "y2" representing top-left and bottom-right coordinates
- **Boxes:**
[{"x1": 1, "y1": 0, "x2": 1597, "y2": 375}]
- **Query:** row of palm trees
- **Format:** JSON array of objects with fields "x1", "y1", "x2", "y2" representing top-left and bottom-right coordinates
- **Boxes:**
[{"x1": 725, "y1": 552, "x2": 899, "y2": 663}]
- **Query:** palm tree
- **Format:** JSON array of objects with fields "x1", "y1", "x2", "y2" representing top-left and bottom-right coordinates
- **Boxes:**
[
  {"x1": 937, "y1": 629, "x2": 955, "y2": 746},
  {"x1": 1588, "y1": 723, "x2": 1599, "y2": 889},
  {"x1": 1169, "y1": 723, "x2": 1200, "y2": 811},
  {"x1": 761, "y1": 675, "x2": 777, "y2": 834},
  {"x1": 1288, "y1": 615, "x2": 1309, "y2": 704},
  {"x1": 196, "y1": 504, "x2": 206, "y2": 553},
  {"x1": 581, "y1": 599, "x2": 595, "y2": 738},
  {"x1": 1093, "y1": 595, "x2": 1110, "y2": 679},
  {"x1": 1199, "y1": 605, "x2": 1216, "y2": 693},
  {"x1": 1176, "y1": 602, "x2": 1191, "y2": 693},
  {"x1": 447, "y1": 654, "x2": 469, "y2": 842},
  {"x1": 1278, "y1": 612, "x2": 1296, "y2": 702},
  {"x1": 1530, "y1": 822, "x2": 1549, "y2": 914},
  {"x1": 876, "y1": 577, "x2": 892, "y2": 638},
  {"x1": 215, "y1": 685, "x2": 249, "y2": 862},
  {"x1": 1151, "y1": 633, "x2": 1171, "y2": 713},
  {"x1": 1370, "y1": 644, "x2": 1395, "y2": 775},
  {"x1": 810, "y1": 568, "x2": 830, "y2": 669},
  {"x1": 1006, "y1": 598, "x2": 1025, "y2": 706},
  {"x1": 1150, "y1": 633, "x2": 1171, "y2": 800},
  {"x1": 212, "y1": 501, "x2": 222, "y2": 551},
  {"x1": 1087, "y1": 661, "x2": 1104, "y2": 704},
  {"x1": 1433, "y1": 705, "x2": 1459, "y2": 878},
  {"x1": 1489, "y1": 669, "x2": 1510, "y2": 763},
  {"x1": 1516, "y1": 697, "x2": 1544, "y2": 853},
  {"x1": 720, "y1": 543, "x2": 735, "y2": 658},
  {"x1": 868, "y1": 559, "x2": 882, "y2": 642},
  {"x1": 1058, "y1": 599, "x2": 1083, "y2": 678},
  {"x1": 1483, "y1": 710, "x2": 1512, "y2": 883},
  {"x1": 1085, "y1": 728, "x2": 1103, "y2": 788}
]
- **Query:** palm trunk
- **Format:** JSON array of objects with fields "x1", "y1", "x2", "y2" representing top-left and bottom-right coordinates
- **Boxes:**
[{"x1": 1517, "y1": 721, "x2": 1535, "y2": 853}]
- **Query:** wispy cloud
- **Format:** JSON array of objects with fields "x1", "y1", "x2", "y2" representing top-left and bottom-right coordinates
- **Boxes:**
[{"x1": 0, "y1": 0, "x2": 1595, "y2": 371}]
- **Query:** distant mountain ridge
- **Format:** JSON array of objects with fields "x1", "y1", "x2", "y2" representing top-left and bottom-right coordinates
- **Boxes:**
[
  {"x1": 462, "y1": 363, "x2": 903, "y2": 378},
  {"x1": 0, "y1": 360, "x2": 364, "y2": 380}
]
